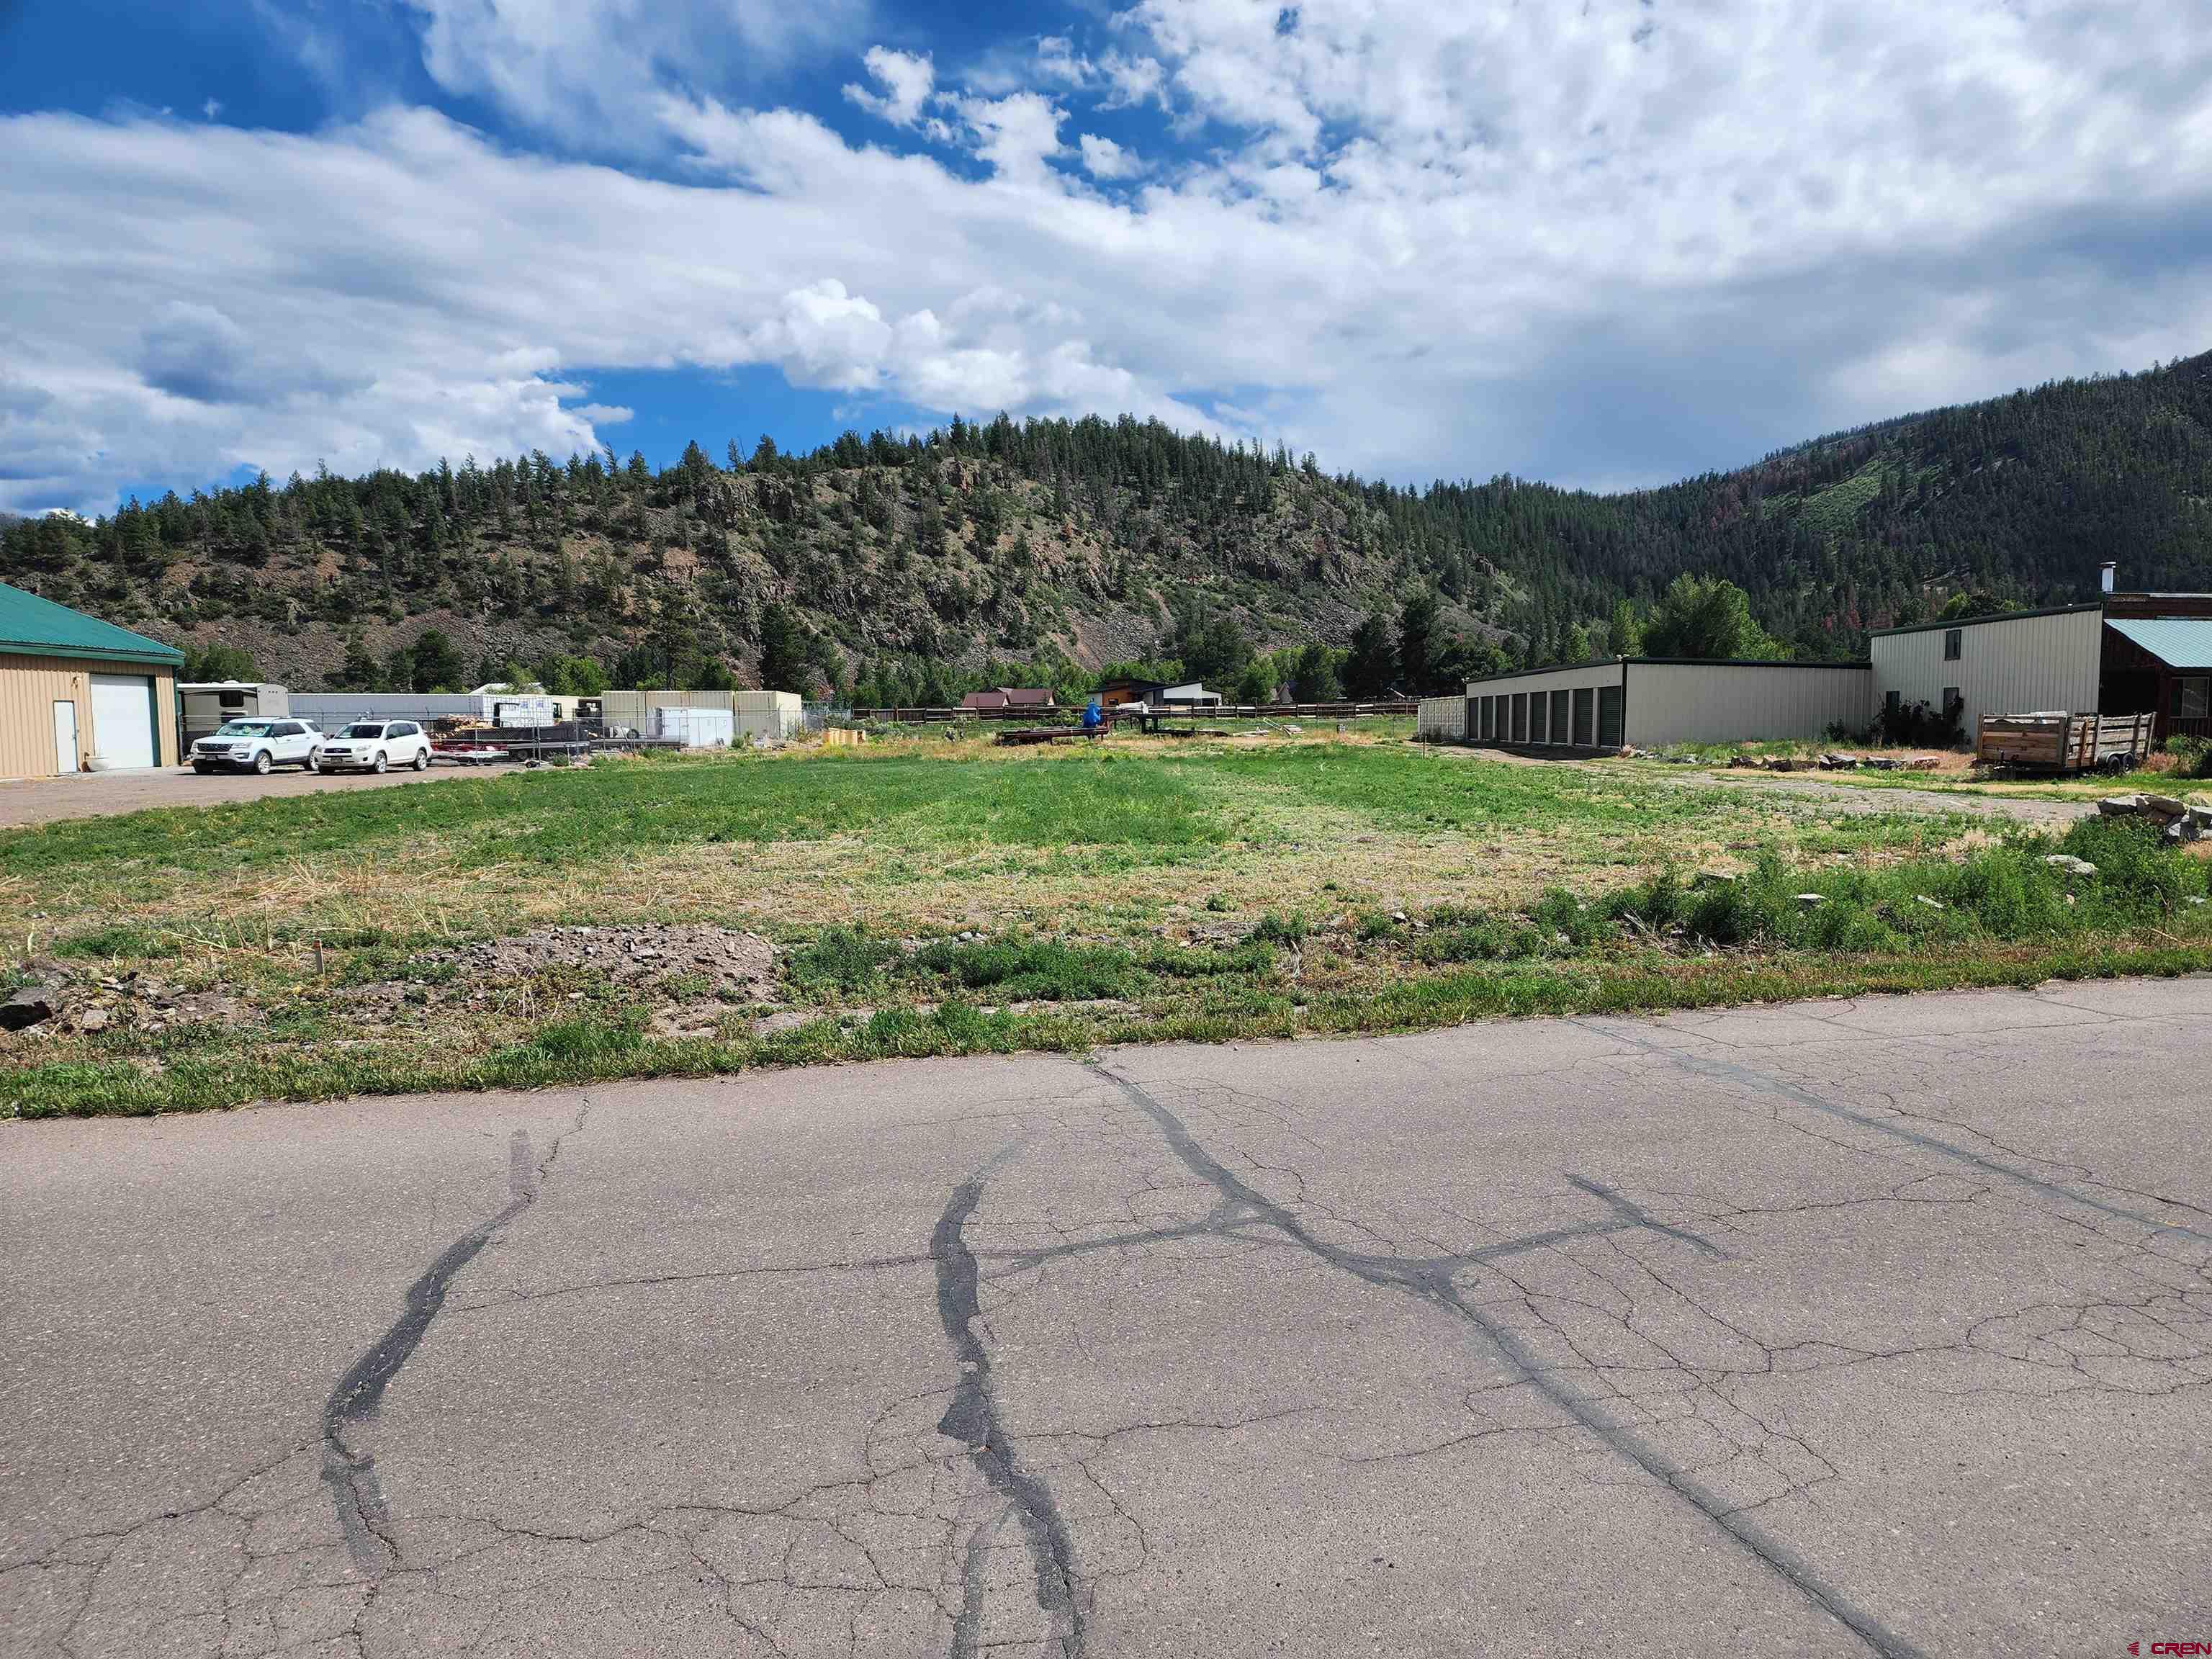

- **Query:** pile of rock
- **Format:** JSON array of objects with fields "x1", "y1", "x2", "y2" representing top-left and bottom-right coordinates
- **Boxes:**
[
  {"x1": 2097, "y1": 793, "x2": 2212, "y2": 842},
  {"x1": 0, "y1": 969, "x2": 241, "y2": 1038},
  {"x1": 1726, "y1": 752, "x2": 1940, "y2": 773},
  {"x1": 1811, "y1": 753, "x2": 1945, "y2": 773}
]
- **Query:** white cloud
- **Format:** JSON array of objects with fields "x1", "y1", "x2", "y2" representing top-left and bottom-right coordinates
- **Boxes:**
[
  {"x1": 1077, "y1": 133, "x2": 1143, "y2": 180},
  {"x1": 956, "y1": 91, "x2": 1065, "y2": 183},
  {"x1": 843, "y1": 46, "x2": 935, "y2": 127},
  {"x1": 1099, "y1": 52, "x2": 1167, "y2": 109},
  {"x1": 6, "y1": 0, "x2": 2212, "y2": 517},
  {"x1": 405, "y1": 0, "x2": 868, "y2": 147}
]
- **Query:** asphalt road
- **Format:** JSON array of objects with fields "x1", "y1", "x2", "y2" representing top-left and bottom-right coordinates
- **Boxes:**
[
  {"x1": 0, "y1": 763, "x2": 497, "y2": 828},
  {"x1": 5, "y1": 979, "x2": 2210, "y2": 1658}
]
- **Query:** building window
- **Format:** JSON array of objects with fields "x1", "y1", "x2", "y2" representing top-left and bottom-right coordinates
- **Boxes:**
[
  {"x1": 1943, "y1": 687, "x2": 1961, "y2": 716},
  {"x1": 1943, "y1": 629, "x2": 1962, "y2": 662},
  {"x1": 1886, "y1": 690, "x2": 1901, "y2": 720},
  {"x1": 2173, "y1": 677, "x2": 2210, "y2": 721}
]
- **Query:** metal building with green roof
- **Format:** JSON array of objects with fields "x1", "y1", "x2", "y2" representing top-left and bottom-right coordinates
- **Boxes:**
[{"x1": 0, "y1": 580, "x2": 184, "y2": 777}]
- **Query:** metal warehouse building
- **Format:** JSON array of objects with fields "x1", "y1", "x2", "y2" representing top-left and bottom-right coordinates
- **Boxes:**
[
  {"x1": 1422, "y1": 567, "x2": 2212, "y2": 756},
  {"x1": 1866, "y1": 605, "x2": 2103, "y2": 739},
  {"x1": 1438, "y1": 657, "x2": 1874, "y2": 751},
  {"x1": 0, "y1": 580, "x2": 183, "y2": 778},
  {"x1": 1869, "y1": 584, "x2": 2212, "y2": 747}
]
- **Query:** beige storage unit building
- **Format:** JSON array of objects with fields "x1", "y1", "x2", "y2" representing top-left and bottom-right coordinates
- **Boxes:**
[
  {"x1": 1461, "y1": 657, "x2": 1874, "y2": 750},
  {"x1": 1868, "y1": 605, "x2": 2103, "y2": 737},
  {"x1": 733, "y1": 689, "x2": 804, "y2": 742},
  {"x1": 1, "y1": 580, "x2": 183, "y2": 778},
  {"x1": 1464, "y1": 662, "x2": 1629, "y2": 749},
  {"x1": 1623, "y1": 660, "x2": 1873, "y2": 747}
]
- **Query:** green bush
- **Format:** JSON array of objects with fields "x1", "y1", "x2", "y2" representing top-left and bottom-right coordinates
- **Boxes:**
[
  {"x1": 1250, "y1": 911, "x2": 1310, "y2": 945},
  {"x1": 786, "y1": 925, "x2": 902, "y2": 995},
  {"x1": 1606, "y1": 867, "x2": 1687, "y2": 933},
  {"x1": 1531, "y1": 888, "x2": 1607, "y2": 948},
  {"x1": 2163, "y1": 734, "x2": 2212, "y2": 778},
  {"x1": 2056, "y1": 816, "x2": 2206, "y2": 918},
  {"x1": 909, "y1": 936, "x2": 1143, "y2": 1001},
  {"x1": 1417, "y1": 918, "x2": 1524, "y2": 963}
]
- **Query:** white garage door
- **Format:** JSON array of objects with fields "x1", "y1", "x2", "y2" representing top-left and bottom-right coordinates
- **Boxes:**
[{"x1": 89, "y1": 674, "x2": 158, "y2": 770}]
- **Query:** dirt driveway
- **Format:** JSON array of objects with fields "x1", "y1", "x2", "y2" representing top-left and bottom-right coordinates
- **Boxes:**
[
  {"x1": 1437, "y1": 745, "x2": 2099, "y2": 827},
  {"x1": 1680, "y1": 767, "x2": 2098, "y2": 825},
  {"x1": 0, "y1": 763, "x2": 500, "y2": 830}
]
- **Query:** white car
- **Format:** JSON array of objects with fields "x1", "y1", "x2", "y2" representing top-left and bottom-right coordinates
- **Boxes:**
[
  {"x1": 318, "y1": 720, "x2": 435, "y2": 773},
  {"x1": 189, "y1": 718, "x2": 325, "y2": 775}
]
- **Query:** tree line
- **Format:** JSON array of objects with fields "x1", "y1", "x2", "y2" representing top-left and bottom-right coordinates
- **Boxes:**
[{"x1": 7, "y1": 349, "x2": 2208, "y2": 696}]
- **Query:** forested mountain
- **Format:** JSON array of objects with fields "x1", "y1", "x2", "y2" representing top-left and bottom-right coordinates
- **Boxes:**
[{"x1": 6, "y1": 350, "x2": 2211, "y2": 699}]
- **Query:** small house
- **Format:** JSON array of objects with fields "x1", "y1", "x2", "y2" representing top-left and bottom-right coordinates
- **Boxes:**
[{"x1": 1096, "y1": 676, "x2": 1166, "y2": 709}]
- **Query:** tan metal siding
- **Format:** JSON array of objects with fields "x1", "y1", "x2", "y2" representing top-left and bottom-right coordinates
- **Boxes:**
[
  {"x1": 600, "y1": 690, "x2": 735, "y2": 731},
  {"x1": 0, "y1": 657, "x2": 177, "y2": 778},
  {"x1": 1870, "y1": 610, "x2": 2102, "y2": 737},
  {"x1": 1626, "y1": 664, "x2": 1874, "y2": 747}
]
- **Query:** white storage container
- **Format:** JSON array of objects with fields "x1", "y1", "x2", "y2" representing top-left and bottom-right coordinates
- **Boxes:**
[
  {"x1": 480, "y1": 694, "x2": 556, "y2": 728},
  {"x1": 653, "y1": 705, "x2": 736, "y2": 747}
]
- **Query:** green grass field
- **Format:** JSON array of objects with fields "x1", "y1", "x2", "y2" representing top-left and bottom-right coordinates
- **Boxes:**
[{"x1": 4, "y1": 729, "x2": 2208, "y2": 1116}]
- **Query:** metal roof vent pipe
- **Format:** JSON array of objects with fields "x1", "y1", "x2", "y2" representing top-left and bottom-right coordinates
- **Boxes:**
[{"x1": 2100, "y1": 560, "x2": 2117, "y2": 594}]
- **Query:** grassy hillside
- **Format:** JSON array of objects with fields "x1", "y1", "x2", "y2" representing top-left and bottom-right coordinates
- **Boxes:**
[{"x1": 6, "y1": 351, "x2": 2211, "y2": 693}]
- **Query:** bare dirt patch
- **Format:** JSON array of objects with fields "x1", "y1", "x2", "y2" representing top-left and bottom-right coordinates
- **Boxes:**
[{"x1": 437, "y1": 924, "x2": 778, "y2": 997}]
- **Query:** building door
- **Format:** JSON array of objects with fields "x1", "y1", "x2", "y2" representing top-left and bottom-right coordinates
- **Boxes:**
[
  {"x1": 89, "y1": 673, "x2": 158, "y2": 769},
  {"x1": 53, "y1": 700, "x2": 79, "y2": 774},
  {"x1": 1597, "y1": 685, "x2": 1624, "y2": 749}
]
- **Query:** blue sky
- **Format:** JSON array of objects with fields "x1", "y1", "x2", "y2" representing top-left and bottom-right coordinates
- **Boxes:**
[{"x1": 5, "y1": 0, "x2": 2212, "y2": 516}]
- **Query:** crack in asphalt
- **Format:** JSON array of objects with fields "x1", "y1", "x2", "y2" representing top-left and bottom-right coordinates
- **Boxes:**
[
  {"x1": 1574, "y1": 1018, "x2": 2212, "y2": 1248},
  {"x1": 320, "y1": 1096, "x2": 592, "y2": 1581},
  {"x1": 933, "y1": 1158, "x2": 1082, "y2": 1659},
  {"x1": 1086, "y1": 1059, "x2": 1929, "y2": 1659},
  {"x1": 30, "y1": 996, "x2": 2210, "y2": 1658}
]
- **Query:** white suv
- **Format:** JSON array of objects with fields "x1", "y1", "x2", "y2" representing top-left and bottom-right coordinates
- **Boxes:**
[
  {"x1": 190, "y1": 719, "x2": 324, "y2": 775},
  {"x1": 318, "y1": 721, "x2": 435, "y2": 773}
]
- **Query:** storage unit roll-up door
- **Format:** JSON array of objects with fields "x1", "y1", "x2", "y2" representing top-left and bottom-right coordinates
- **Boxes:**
[
  {"x1": 89, "y1": 673, "x2": 157, "y2": 769},
  {"x1": 1597, "y1": 685, "x2": 1624, "y2": 749}
]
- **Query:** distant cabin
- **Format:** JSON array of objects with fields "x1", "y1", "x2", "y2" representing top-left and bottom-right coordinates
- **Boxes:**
[{"x1": 958, "y1": 687, "x2": 1056, "y2": 712}]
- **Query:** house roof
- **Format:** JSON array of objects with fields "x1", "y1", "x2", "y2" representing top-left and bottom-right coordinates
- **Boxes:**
[
  {"x1": 0, "y1": 580, "x2": 184, "y2": 666},
  {"x1": 958, "y1": 690, "x2": 1010, "y2": 709},
  {"x1": 2105, "y1": 617, "x2": 2212, "y2": 671}
]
